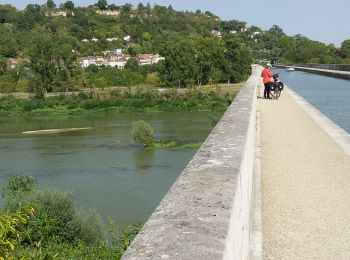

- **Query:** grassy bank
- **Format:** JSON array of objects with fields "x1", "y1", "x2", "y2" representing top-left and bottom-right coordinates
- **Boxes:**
[{"x1": 0, "y1": 86, "x2": 239, "y2": 116}]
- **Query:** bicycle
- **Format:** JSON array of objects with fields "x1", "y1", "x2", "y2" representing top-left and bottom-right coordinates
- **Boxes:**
[{"x1": 269, "y1": 73, "x2": 284, "y2": 100}]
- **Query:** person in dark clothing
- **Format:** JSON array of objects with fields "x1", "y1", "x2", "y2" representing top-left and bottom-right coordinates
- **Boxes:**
[{"x1": 261, "y1": 64, "x2": 273, "y2": 99}]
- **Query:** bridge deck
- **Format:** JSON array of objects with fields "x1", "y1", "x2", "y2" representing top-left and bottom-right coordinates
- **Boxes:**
[{"x1": 259, "y1": 84, "x2": 350, "y2": 259}]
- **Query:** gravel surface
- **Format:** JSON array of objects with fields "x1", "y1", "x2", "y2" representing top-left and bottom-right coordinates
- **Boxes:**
[{"x1": 259, "y1": 84, "x2": 350, "y2": 259}]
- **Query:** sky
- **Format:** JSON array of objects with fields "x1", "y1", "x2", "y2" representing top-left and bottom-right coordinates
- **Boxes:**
[{"x1": 1, "y1": 0, "x2": 349, "y2": 47}]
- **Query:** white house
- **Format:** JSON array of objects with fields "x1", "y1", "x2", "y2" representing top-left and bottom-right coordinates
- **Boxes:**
[
  {"x1": 211, "y1": 30, "x2": 222, "y2": 38},
  {"x1": 92, "y1": 37, "x2": 99, "y2": 42},
  {"x1": 137, "y1": 54, "x2": 165, "y2": 65},
  {"x1": 123, "y1": 35, "x2": 131, "y2": 41},
  {"x1": 96, "y1": 10, "x2": 120, "y2": 16}
]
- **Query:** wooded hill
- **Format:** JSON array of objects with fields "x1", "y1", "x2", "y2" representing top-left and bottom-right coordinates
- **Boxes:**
[{"x1": 0, "y1": 1, "x2": 349, "y2": 93}]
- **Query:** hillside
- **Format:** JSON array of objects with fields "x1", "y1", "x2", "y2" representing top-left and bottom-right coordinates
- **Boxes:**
[{"x1": 0, "y1": 1, "x2": 349, "y2": 93}]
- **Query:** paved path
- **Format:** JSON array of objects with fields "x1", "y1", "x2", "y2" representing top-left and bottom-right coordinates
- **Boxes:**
[{"x1": 259, "y1": 83, "x2": 350, "y2": 259}]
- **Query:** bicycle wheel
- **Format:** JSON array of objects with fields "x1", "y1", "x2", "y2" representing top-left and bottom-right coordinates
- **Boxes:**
[
  {"x1": 275, "y1": 89, "x2": 281, "y2": 99},
  {"x1": 269, "y1": 86, "x2": 278, "y2": 99}
]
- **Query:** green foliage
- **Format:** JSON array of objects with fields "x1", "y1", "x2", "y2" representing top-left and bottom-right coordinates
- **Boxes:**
[
  {"x1": 97, "y1": 0, "x2": 108, "y2": 10},
  {"x1": 1, "y1": 175, "x2": 142, "y2": 259},
  {"x1": 109, "y1": 220, "x2": 143, "y2": 256},
  {"x1": 63, "y1": 1, "x2": 74, "y2": 10},
  {"x1": 341, "y1": 39, "x2": 350, "y2": 58},
  {"x1": 145, "y1": 72, "x2": 160, "y2": 86},
  {"x1": 46, "y1": 0, "x2": 56, "y2": 9},
  {"x1": 132, "y1": 120, "x2": 154, "y2": 146},
  {"x1": 2, "y1": 175, "x2": 37, "y2": 198},
  {"x1": 0, "y1": 205, "x2": 35, "y2": 257}
]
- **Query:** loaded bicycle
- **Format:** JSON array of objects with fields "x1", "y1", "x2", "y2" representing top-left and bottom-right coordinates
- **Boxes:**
[{"x1": 269, "y1": 73, "x2": 284, "y2": 99}]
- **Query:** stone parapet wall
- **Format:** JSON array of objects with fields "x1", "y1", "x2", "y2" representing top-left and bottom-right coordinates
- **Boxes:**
[
  {"x1": 274, "y1": 64, "x2": 350, "y2": 80},
  {"x1": 292, "y1": 64, "x2": 350, "y2": 72},
  {"x1": 122, "y1": 65, "x2": 259, "y2": 260}
]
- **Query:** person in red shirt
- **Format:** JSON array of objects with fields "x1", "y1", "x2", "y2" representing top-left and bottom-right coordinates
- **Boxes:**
[{"x1": 261, "y1": 64, "x2": 273, "y2": 99}]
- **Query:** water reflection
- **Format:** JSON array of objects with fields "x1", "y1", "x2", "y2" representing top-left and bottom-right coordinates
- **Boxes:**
[{"x1": 132, "y1": 148, "x2": 155, "y2": 171}]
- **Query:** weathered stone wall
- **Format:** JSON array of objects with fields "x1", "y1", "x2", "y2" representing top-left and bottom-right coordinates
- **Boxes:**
[{"x1": 122, "y1": 65, "x2": 259, "y2": 260}]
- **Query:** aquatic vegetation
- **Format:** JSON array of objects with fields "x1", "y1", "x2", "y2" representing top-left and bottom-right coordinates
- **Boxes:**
[{"x1": 0, "y1": 88, "x2": 236, "y2": 116}]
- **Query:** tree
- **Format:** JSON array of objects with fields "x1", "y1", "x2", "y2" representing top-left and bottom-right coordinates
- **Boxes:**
[
  {"x1": 21, "y1": 4, "x2": 43, "y2": 29},
  {"x1": 137, "y1": 2, "x2": 144, "y2": 11},
  {"x1": 28, "y1": 35, "x2": 56, "y2": 93},
  {"x1": 28, "y1": 33, "x2": 77, "y2": 93},
  {"x1": 222, "y1": 19, "x2": 246, "y2": 32},
  {"x1": 46, "y1": 0, "x2": 56, "y2": 9},
  {"x1": 340, "y1": 39, "x2": 350, "y2": 58},
  {"x1": 161, "y1": 38, "x2": 198, "y2": 87},
  {"x1": 268, "y1": 25, "x2": 285, "y2": 35},
  {"x1": 222, "y1": 34, "x2": 253, "y2": 83},
  {"x1": 63, "y1": 1, "x2": 75, "y2": 10},
  {"x1": 132, "y1": 120, "x2": 154, "y2": 146},
  {"x1": 96, "y1": 0, "x2": 108, "y2": 10},
  {"x1": 194, "y1": 36, "x2": 225, "y2": 87},
  {"x1": 0, "y1": 56, "x2": 6, "y2": 75},
  {"x1": 124, "y1": 57, "x2": 139, "y2": 71},
  {"x1": 0, "y1": 4, "x2": 18, "y2": 24}
]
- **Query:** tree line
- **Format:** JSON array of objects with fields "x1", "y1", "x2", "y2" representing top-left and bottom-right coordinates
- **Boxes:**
[{"x1": 0, "y1": 1, "x2": 349, "y2": 95}]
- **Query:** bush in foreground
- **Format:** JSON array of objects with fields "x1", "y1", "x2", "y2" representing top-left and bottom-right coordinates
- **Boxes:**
[{"x1": 0, "y1": 175, "x2": 142, "y2": 259}]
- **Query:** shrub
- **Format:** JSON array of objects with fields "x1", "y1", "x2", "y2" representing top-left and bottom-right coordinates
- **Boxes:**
[
  {"x1": 2, "y1": 175, "x2": 37, "y2": 198},
  {"x1": 1, "y1": 175, "x2": 141, "y2": 259},
  {"x1": 0, "y1": 205, "x2": 35, "y2": 257},
  {"x1": 131, "y1": 120, "x2": 154, "y2": 146},
  {"x1": 2, "y1": 176, "x2": 103, "y2": 246}
]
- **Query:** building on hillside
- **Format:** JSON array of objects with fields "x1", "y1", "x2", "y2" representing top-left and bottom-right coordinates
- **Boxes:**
[
  {"x1": 107, "y1": 55, "x2": 130, "y2": 68},
  {"x1": 96, "y1": 10, "x2": 120, "y2": 16},
  {"x1": 123, "y1": 35, "x2": 131, "y2": 42},
  {"x1": 78, "y1": 56, "x2": 102, "y2": 68},
  {"x1": 137, "y1": 54, "x2": 165, "y2": 65},
  {"x1": 6, "y1": 58, "x2": 28, "y2": 69},
  {"x1": 92, "y1": 37, "x2": 99, "y2": 42},
  {"x1": 114, "y1": 49, "x2": 123, "y2": 56},
  {"x1": 78, "y1": 55, "x2": 130, "y2": 68},
  {"x1": 82, "y1": 39, "x2": 89, "y2": 42},
  {"x1": 211, "y1": 30, "x2": 222, "y2": 38},
  {"x1": 45, "y1": 11, "x2": 74, "y2": 17}
]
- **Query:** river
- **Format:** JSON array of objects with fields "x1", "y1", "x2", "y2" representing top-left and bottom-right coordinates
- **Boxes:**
[
  {"x1": 0, "y1": 111, "x2": 213, "y2": 226},
  {"x1": 272, "y1": 68, "x2": 350, "y2": 133}
]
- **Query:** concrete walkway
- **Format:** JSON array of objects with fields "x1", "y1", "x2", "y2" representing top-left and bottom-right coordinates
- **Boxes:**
[{"x1": 259, "y1": 84, "x2": 350, "y2": 259}]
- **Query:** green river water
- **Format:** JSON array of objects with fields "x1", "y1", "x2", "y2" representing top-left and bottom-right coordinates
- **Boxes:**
[{"x1": 0, "y1": 111, "x2": 213, "y2": 226}]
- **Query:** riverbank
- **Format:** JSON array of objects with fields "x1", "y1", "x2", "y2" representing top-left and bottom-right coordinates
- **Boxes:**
[{"x1": 0, "y1": 86, "x2": 239, "y2": 116}]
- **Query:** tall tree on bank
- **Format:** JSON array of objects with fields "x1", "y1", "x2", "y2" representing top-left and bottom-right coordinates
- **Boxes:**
[
  {"x1": 28, "y1": 34, "x2": 77, "y2": 93},
  {"x1": 29, "y1": 35, "x2": 56, "y2": 93}
]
